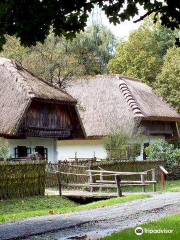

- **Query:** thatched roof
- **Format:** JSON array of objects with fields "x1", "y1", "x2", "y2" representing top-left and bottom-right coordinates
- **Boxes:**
[
  {"x1": 66, "y1": 75, "x2": 180, "y2": 137},
  {"x1": 0, "y1": 58, "x2": 77, "y2": 136}
]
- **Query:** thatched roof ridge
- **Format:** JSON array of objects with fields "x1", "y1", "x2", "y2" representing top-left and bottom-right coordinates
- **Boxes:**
[
  {"x1": 66, "y1": 75, "x2": 180, "y2": 137},
  {"x1": 0, "y1": 58, "x2": 76, "y2": 136}
]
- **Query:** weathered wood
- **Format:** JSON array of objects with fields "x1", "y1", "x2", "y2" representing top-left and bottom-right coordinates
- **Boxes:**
[
  {"x1": 151, "y1": 169, "x2": 156, "y2": 192},
  {"x1": 99, "y1": 172, "x2": 103, "y2": 192},
  {"x1": 88, "y1": 171, "x2": 93, "y2": 192},
  {"x1": 115, "y1": 175, "x2": 122, "y2": 197},
  {"x1": 161, "y1": 171, "x2": 165, "y2": 190},
  {"x1": 86, "y1": 170, "x2": 147, "y2": 175},
  {"x1": 141, "y1": 174, "x2": 146, "y2": 192},
  {"x1": 96, "y1": 180, "x2": 156, "y2": 184},
  {"x1": 56, "y1": 172, "x2": 62, "y2": 196},
  {"x1": 61, "y1": 183, "x2": 148, "y2": 188},
  {"x1": 18, "y1": 101, "x2": 74, "y2": 138}
]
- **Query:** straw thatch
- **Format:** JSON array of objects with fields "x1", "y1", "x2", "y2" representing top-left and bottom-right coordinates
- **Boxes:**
[
  {"x1": 0, "y1": 58, "x2": 77, "y2": 136},
  {"x1": 66, "y1": 75, "x2": 180, "y2": 137}
]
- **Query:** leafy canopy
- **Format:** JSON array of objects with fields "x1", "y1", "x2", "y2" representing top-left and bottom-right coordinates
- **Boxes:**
[
  {"x1": 108, "y1": 16, "x2": 176, "y2": 86},
  {"x1": 1, "y1": 23, "x2": 117, "y2": 87},
  {"x1": 1, "y1": 1, "x2": 180, "y2": 49},
  {"x1": 155, "y1": 47, "x2": 180, "y2": 113}
]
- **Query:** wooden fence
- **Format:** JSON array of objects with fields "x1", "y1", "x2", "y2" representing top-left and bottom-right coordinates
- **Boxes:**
[
  {"x1": 46, "y1": 159, "x2": 164, "y2": 188},
  {"x1": 0, "y1": 161, "x2": 46, "y2": 200}
]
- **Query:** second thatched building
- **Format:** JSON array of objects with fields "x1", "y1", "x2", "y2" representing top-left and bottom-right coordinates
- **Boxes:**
[{"x1": 57, "y1": 75, "x2": 180, "y2": 160}]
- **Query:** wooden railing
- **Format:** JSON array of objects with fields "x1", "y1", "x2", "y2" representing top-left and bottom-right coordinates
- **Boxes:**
[{"x1": 55, "y1": 168, "x2": 159, "y2": 197}]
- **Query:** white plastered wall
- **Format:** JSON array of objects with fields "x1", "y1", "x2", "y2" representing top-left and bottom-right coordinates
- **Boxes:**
[
  {"x1": 6, "y1": 137, "x2": 58, "y2": 162},
  {"x1": 57, "y1": 139, "x2": 107, "y2": 160},
  {"x1": 57, "y1": 136, "x2": 165, "y2": 161}
]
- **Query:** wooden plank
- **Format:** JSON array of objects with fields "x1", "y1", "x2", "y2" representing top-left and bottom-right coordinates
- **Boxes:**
[
  {"x1": 96, "y1": 180, "x2": 157, "y2": 183},
  {"x1": 86, "y1": 170, "x2": 147, "y2": 175},
  {"x1": 61, "y1": 183, "x2": 149, "y2": 188}
]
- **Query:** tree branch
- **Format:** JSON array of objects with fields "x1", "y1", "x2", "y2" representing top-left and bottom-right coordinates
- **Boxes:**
[{"x1": 133, "y1": 8, "x2": 161, "y2": 23}]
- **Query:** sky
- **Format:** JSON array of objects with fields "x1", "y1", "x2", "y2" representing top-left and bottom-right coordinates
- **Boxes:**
[{"x1": 88, "y1": 5, "x2": 146, "y2": 39}]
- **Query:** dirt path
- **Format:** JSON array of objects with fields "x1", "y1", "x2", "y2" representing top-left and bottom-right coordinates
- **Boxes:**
[{"x1": 0, "y1": 192, "x2": 180, "y2": 240}]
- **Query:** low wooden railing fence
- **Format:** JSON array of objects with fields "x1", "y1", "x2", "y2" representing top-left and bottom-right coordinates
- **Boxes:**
[{"x1": 46, "y1": 160, "x2": 164, "y2": 188}]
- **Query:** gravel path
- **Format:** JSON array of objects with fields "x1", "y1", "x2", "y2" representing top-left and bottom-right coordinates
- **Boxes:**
[{"x1": 0, "y1": 192, "x2": 180, "y2": 240}]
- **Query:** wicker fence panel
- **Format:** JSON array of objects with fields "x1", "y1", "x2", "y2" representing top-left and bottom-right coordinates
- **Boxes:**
[
  {"x1": 46, "y1": 160, "x2": 164, "y2": 187},
  {"x1": 91, "y1": 160, "x2": 164, "y2": 182},
  {"x1": 0, "y1": 161, "x2": 46, "y2": 200},
  {"x1": 46, "y1": 161, "x2": 89, "y2": 187}
]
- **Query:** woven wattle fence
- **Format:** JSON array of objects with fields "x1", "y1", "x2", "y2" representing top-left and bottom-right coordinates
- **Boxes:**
[{"x1": 0, "y1": 161, "x2": 46, "y2": 200}]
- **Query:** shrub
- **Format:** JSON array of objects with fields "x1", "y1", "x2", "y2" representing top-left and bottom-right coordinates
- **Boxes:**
[
  {"x1": 145, "y1": 139, "x2": 180, "y2": 165},
  {"x1": 0, "y1": 138, "x2": 12, "y2": 161}
]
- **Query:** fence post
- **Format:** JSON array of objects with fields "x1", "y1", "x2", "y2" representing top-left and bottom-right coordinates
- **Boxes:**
[
  {"x1": 159, "y1": 165, "x2": 168, "y2": 190},
  {"x1": 99, "y1": 171, "x2": 103, "y2": 192},
  {"x1": 88, "y1": 162, "x2": 93, "y2": 192},
  {"x1": 141, "y1": 174, "x2": 145, "y2": 192},
  {"x1": 151, "y1": 169, "x2": 156, "y2": 192},
  {"x1": 115, "y1": 175, "x2": 122, "y2": 197},
  {"x1": 56, "y1": 171, "x2": 62, "y2": 196},
  {"x1": 88, "y1": 171, "x2": 93, "y2": 192}
]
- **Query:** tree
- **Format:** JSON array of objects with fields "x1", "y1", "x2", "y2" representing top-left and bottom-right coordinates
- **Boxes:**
[
  {"x1": 70, "y1": 23, "x2": 118, "y2": 74},
  {"x1": 0, "y1": 1, "x2": 180, "y2": 49},
  {"x1": 155, "y1": 47, "x2": 180, "y2": 112},
  {"x1": 108, "y1": 16, "x2": 176, "y2": 86},
  {"x1": 1, "y1": 34, "x2": 85, "y2": 88},
  {"x1": 1, "y1": 23, "x2": 117, "y2": 83}
]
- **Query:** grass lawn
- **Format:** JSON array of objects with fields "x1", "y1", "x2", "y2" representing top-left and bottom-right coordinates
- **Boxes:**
[
  {"x1": 99, "y1": 214, "x2": 180, "y2": 240},
  {"x1": 0, "y1": 194, "x2": 150, "y2": 223}
]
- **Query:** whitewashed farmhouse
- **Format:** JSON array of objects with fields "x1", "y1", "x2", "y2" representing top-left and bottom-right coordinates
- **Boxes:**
[
  {"x1": 58, "y1": 75, "x2": 180, "y2": 160},
  {"x1": 0, "y1": 58, "x2": 85, "y2": 162}
]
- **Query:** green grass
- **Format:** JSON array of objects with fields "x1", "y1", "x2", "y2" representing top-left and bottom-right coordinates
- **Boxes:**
[
  {"x1": 99, "y1": 214, "x2": 180, "y2": 240},
  {"x1": 0, "y1": 194, "x2": 150, "y2": 223}
]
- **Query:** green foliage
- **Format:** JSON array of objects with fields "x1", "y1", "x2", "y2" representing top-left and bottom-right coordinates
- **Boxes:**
[
  {"x1": 145, "y1": 140, "x2": 180, "y2": 165},
  {"x1": 0, "y1": 1, "x2": 180, "y2": 49},
  {"x1": 108, "y1": 16, "x2": 176, "y2": 86},
  {"x1": 0, "y1": 139, "x2": 11, "y2": 161},
  {"x1": 1, "y1": 24, "x2": 117, "y2": 87},
  {"x1": 73, "y1": 23, "x2": 118, "y2": 74},
  {"x1": 155, "y1": 46, "x2": 180, "y2": 112}
]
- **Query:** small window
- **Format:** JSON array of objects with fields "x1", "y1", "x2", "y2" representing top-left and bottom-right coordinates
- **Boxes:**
[
  {"x1": 14, "y1": 146, "x2": 31, "y2": 158},
  {"x1": 35, "y1": 146, "x2": 48, "y2": 160}
]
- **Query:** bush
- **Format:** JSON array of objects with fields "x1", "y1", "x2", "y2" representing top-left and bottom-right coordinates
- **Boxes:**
[
  {"x1": 145, "y1": 139, "x2": 180, "y2": 165},
  {"x1": 0, "y1": 139, "x2": 12, "y2": 161}
]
